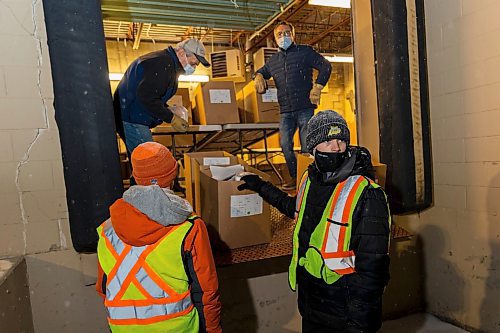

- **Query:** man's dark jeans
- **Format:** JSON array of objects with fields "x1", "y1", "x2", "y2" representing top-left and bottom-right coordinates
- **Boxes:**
[{"x1": 279, "y1": 109, "x2": 314, "y2": 179}]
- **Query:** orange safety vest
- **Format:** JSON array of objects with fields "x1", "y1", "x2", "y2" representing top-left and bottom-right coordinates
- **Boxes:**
[
  {"x1": 289, "y1": 171, "x2": 383, "y2": 289},
  {"x1": 97, "y1": 218, "x2": 198, "y2": 332}
]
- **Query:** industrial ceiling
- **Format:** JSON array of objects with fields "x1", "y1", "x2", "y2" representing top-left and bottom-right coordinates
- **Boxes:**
[{"x1": 101, "y1": 0, "x2": 352, "y2": 54}]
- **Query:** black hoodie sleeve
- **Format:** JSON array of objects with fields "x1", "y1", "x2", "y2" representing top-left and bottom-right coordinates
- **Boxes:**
[
  {"x1": 349, "y1": 186, "x2": 391, "y2": 290},
  {"x1": 257, "y1": 182, "x2": 296, "y2": 219},
  {"x1": 136, "y1": 56, "x2": 176, "y2": 122}
]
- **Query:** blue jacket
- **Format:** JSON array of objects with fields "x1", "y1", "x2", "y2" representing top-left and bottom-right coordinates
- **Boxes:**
[
  {"x1": 115, "y1": 47, "x2": 184, "y2": 128},
  {"x1": 256, "y1": 43, "x2": 331, "y2": 113}
]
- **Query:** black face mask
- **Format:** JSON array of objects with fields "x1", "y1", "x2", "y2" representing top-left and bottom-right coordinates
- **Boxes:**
[{"x1": 314, "y1": 150, "x2": 347, "y2": 173}]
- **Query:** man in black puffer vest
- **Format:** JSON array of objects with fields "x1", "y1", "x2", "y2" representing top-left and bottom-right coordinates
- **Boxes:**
[
  {"x1": 254, "y1": 21, "x2": 332, "y2": 191},
  {"x1": 238, "y1": 110, "x2": 391, "y2": 332}
]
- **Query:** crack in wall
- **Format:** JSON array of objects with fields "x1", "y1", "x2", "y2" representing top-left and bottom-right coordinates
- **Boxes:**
[
  {"x1": 57, "y1": 218, "x2": 67, "y2": 250},
  {"x1": 14, "y1": 0, "x2": 50, "y2": 254}
]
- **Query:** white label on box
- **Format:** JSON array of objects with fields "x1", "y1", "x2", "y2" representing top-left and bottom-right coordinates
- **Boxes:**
[
  {"x1": 230, "y1": 194, "x2": 263, "y2": 218},
  {"x1": 209, "y1": 89, "x2": 232, "y2": 104},
  {"x1": 261, "y1": 88, "x2": 278, "y2": 103},
  {"x1": 203, "y1": 157, "x2": 230, "y2": 166}
]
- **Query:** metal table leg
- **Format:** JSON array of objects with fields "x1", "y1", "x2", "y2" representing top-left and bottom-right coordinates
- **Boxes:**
[{"x1": 263, "y1": 129, "x2": 283, "y2": 183}]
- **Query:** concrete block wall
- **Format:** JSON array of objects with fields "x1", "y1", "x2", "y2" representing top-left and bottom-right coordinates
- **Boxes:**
[
  {"x1": 0, "y1": 1, "x2": 109, "y2": 332},
  {"x1": 395, "y1": 1, "x2": 500, "y2": 332},
  {"x1": 0, "y1": 0, "x2": 69, "y2": 257}
]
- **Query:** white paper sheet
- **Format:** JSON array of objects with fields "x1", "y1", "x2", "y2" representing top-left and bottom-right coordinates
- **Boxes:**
[
  {"x1": 209, "y1": 89, "x2": 232, "y2": 104},
  {"x1": 261, "y1": 88, "x2": 278, "y2": 103},
  {"x1": 203, "y1": 157, "x2": 231, "y2": 166},
  {"x1": 210, "y1": 164, "x2": 244, "y2": 181},
  {"x1": 230, "y1": 193, "x2": 263, "y2": 217}
]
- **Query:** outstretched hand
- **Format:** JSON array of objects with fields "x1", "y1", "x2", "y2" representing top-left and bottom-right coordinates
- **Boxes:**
[{"x1": 237, "y1": 174, "x2": 264, "y2": 192}]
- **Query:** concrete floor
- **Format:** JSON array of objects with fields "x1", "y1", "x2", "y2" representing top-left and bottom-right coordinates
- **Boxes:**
[
  {"x1": 282, "y1": 313, "x2": 469, "y2": 333},
  {"x1": 380, "y1": 314, "x2": 469, "y2": 333}
]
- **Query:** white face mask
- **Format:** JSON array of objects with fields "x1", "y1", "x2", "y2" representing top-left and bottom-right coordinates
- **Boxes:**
[
  {"x1": 183, "y1": 63, "x2": 196, "y2": 75},
  {"x1": 277, "y1": 36, "x2": 292, "y2": 50},
  {"x1": 181, "y1": 51, "x2": 196, "y2": 75}
]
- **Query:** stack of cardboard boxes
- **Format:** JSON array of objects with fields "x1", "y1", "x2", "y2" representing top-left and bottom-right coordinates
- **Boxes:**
[
  {"x1": 192, "y1": 81, "x2": 240, "y2": 125},
  {"x1": 237, "y1": 80, "x2": 280, "y2": 123}
]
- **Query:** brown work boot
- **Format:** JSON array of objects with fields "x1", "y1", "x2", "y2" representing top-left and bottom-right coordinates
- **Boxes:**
[{"x1": 281, "y1": 179, "x2": 297, "y2": 191}]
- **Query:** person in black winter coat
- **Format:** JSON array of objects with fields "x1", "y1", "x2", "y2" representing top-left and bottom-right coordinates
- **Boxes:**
[
  {"x1": 114, "y1": 38, "x2": 210, "y2": 155},
  {"x1": 254, "y1": 21, "x2": 332, "y2": 190},
  {"x1": 238, "y1": 110, "x2": 391, "y2": 333}
]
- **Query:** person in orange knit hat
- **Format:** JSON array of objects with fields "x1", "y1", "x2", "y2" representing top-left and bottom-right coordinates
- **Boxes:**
[{"x1": 96, "y1": 142, "x2": 222, "y2": 333}]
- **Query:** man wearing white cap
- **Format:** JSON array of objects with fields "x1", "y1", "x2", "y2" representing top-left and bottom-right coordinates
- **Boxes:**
[{"x1": 113, "y1": 38, "x2": 210, "y2": 155}]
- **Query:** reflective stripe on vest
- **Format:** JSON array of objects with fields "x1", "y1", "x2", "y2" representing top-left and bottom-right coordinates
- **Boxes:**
[
  {"x1": 289, "y1": 172, "x2": 374, "y2": 289},
  {"x1": 99, "y1": 219, "x2": 193, "y2": 325},
  {"x1": 288, "y1": 170, "x2": 312, "y2": 291},
  {"x1": 108, "y1": 295, "x2": 193, "y2": 321},
  {"x1": 294, "y1": 171, "x2": 310, "y2": 219},
  {"x1": 320, "y1": 175, "x2": 366, "y2": 273}
]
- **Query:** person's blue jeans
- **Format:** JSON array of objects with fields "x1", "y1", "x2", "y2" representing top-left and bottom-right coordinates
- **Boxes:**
[
  {"x1": 122, "y1": 121, "x2": 153, "y2": 155},
  {"x1": 279, "y1": 109, "x2": 314, "y2": 179}
]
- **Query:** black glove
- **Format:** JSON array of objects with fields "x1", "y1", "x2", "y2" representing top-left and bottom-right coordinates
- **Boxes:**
[{"x1": 237, "y1": 174, "x2": 265, "y2": 192}]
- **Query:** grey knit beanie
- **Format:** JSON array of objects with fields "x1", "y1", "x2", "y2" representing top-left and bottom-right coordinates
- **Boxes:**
[{"x1": 306, "y1": 110, "x2": 350, "y2": 153}]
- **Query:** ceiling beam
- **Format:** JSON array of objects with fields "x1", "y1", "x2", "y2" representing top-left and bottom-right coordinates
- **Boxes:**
[
  {"x1": 339, "y1": 42, "x2": 352, "y2": 52},
  {"x1": 183, "y1": 26, "x2": 193, "y2": 38},
  {"x1": 126, "y1": 22, "x2": 133, "y2": 40},
  {"x1": 305, "y1": 16, "x2": 350, "y2": 45},
  {"x1": 101, "y1": 4, "x2": 272, "y2": 21},
  {"x1": 132, "y1": 22, "x2": 144, "y2": 49},
  {"x1": 248, "y1": 0, "x2": 306, "y2": 41},
  {"x1": 102, "y1": 13, "x2": 257, "y2": 30},
  {"x1": 200, "y1": 28, "x2": 213, "y2": 41},
  {"x1": 230, "y1": 31, "x2": 244, "y2": 45},
  {"x1": 246, "y1": 0, "x2": 308, "y2": 53},
  {"x1": 101, "y1": 0, "x2": 287, "y2": 13}
]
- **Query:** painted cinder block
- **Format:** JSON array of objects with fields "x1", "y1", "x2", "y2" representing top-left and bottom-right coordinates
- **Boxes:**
[
  {"x1": 22, "y1": 190, "x2": 67, "y2": 224},
  {"x1": 434, "y1": 184, "x2": 467, "y2": 210},
  {"x1": 4, "y1": 66, "x2": 40, "y2": 98},
  {"x1": 18, "y1": 160, "x2": 54, "y2": 192},
  {"x1": 25, "y1": 219, "x2": 61, "y2": 254},
  {"x1": 466, "y1": 185, "x2": 500, "y2": 213},
  {"x1": 0, "y1": 98, "x2": 47, "y2": 130},
  {"x1": 0, "y1": 131, "x2": 14, "y2": 161},
  {"x1": 465, "y1": 136, "x2": 500, "y2": 162},
  {"x1": 0, "y1": 193, "x2": 22, "y2": 225},
  {"x1": 0, "y1": 223, "x2": 25, "y2": 255},
  {"x1": 0, "y1": 161, "x2": 19, "y2": 194},
  {"x1": 0, "y1": 35, "x2": 38, "y2": 66}
]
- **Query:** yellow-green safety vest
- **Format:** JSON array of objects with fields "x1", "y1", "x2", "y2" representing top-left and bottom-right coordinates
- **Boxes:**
[
  {"x1": 288, "y1": 171, "x2": 388, "y2": 291},
  {"x1": 97, "y1": 216, "x2": 199, "y2": 333}
]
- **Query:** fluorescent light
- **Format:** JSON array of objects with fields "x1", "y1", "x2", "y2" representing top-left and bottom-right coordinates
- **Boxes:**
[
  {"x1": 308, "y1": 0, "x2": 350, "y2": 8},
  {"x1": 324, "y1": 55, "x2": 354, "y2": 63},
  {"x1": 178, "y1": 75, "x2": 210, "y2": 82},
  {"x1": 109, "y1": 73, "x2": 124, "y2": 81}
]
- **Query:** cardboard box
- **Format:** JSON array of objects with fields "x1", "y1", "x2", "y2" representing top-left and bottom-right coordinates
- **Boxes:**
[
  {"x1": 192, "y1": 81, "x2": 239, "y2": 125},
  {"x1": 184, "y1": 151, "x2": 238, "y2": 213},
  {"x1": 297, "y1": 153, "x2": 314, "y2": 182},
  {"x1": 240, "y1": 80, "x2": 280, "y2": 123},
  {"x1": 373, "y1": 162, "x2": 387, "y2": 188},
  {"x1": 296, "y1": 152, "x2": 387, "y2": 188},
  {"x1": 199, "y1": 164, "x2": 272, "y2": 249},
  {"x1": 166, "y1": 87, "x2": 193, "y2": 124}
]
